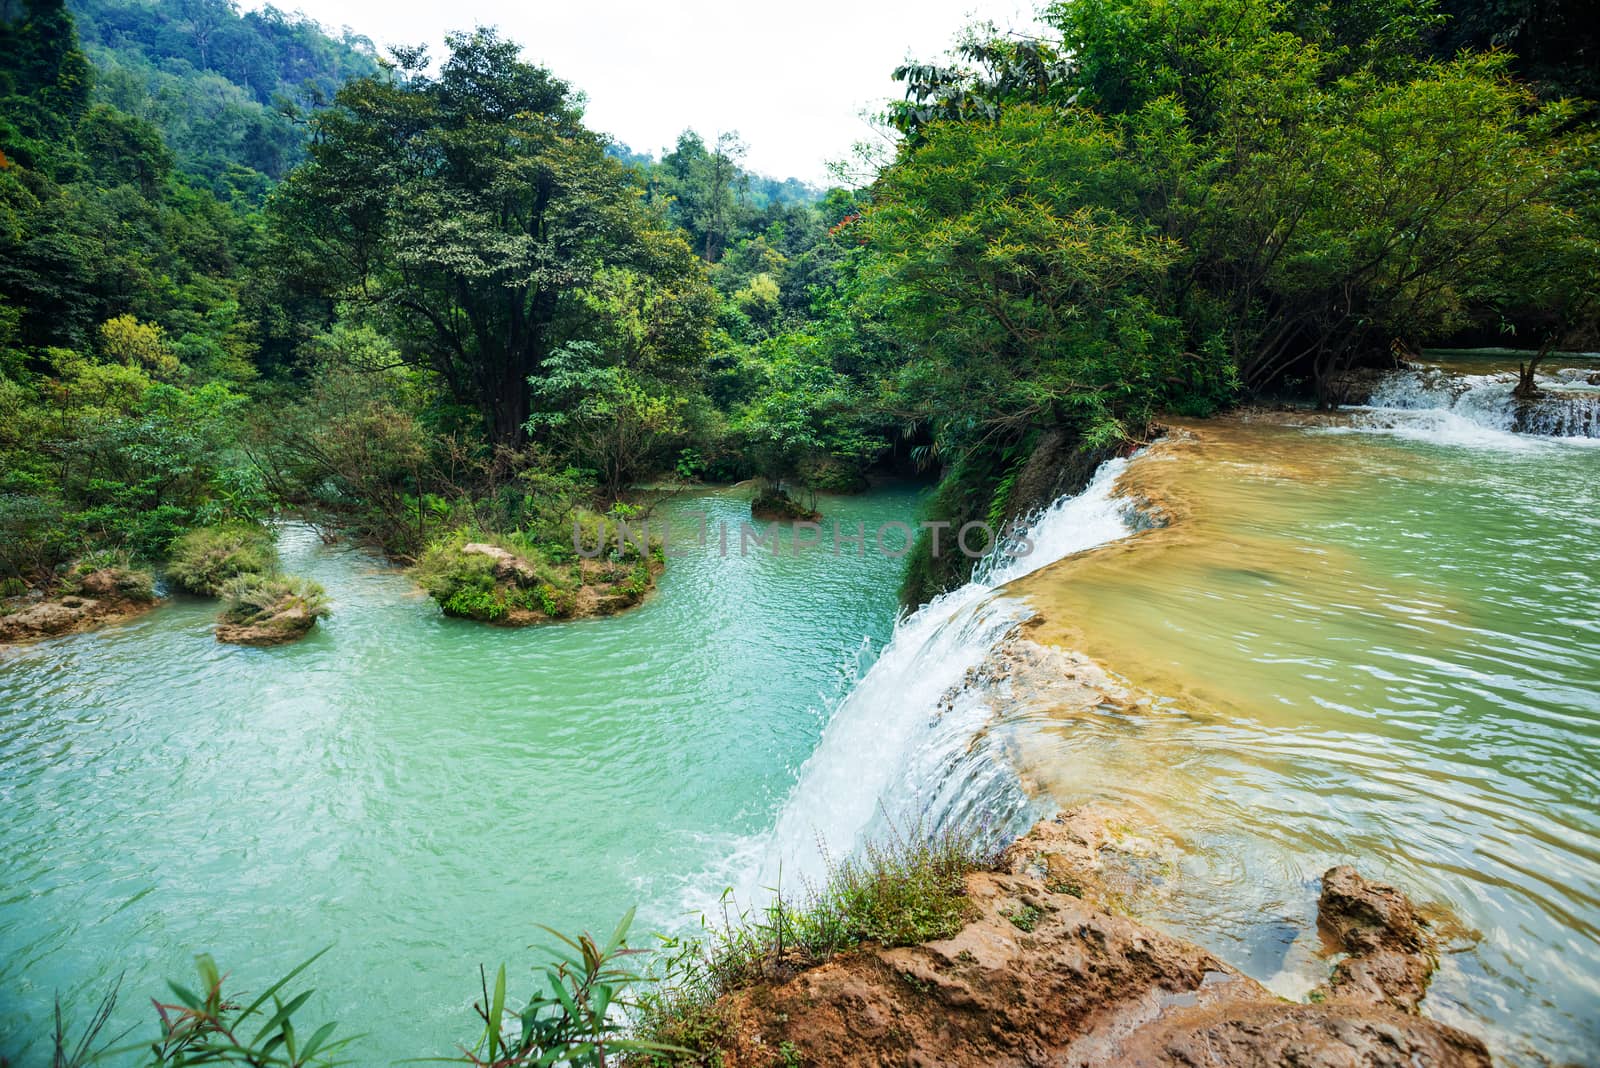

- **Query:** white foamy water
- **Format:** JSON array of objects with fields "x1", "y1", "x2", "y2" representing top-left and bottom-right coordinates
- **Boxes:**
[
  {"x1": 688, "y1": 457, "x2": 1138, "y2": 906},
  {"x1": 1344, "y1": 365, "x2": 1600, "y2": 444}
]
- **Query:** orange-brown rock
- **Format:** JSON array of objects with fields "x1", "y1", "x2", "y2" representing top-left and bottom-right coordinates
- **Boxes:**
[
  {"x1": 701, "y1": 812, "x2": 1490, "y2": 1068},
  {"x1": 1315, "y1": 864, "x2": 1435, "y2": 1013},
  {"x1": 0, "y1": 569, "x2": 159, "y2": 644}
]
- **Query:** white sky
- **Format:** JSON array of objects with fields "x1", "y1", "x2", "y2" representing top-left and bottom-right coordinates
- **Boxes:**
[{"x1": 244, "y1": 0, "x2": 1044, "y2": 183}]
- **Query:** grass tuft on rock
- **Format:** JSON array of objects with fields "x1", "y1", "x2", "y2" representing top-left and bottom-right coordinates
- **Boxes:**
[
  {"x1": 219, "y1": 573, "x2": 330, "y2": 626},
  {"x1": 633, "y1": 821, "x2": 1000, "y2": 1064}
]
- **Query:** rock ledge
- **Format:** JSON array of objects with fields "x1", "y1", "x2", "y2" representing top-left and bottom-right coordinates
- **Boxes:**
[
  {"x1": 703, "y1": 811, "x2": 1491, "y2": 1068},
  {"x1": 0, "y1": 568, "x2": 159, "y2": 644}
]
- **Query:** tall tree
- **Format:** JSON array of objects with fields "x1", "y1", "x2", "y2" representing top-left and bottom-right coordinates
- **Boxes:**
[
  {"x1": 271, "y1": 29, "x2": 696, "y2": 445},
  {"x1": 655, "y1": 129, "x2": 750, "y2": 263},
  {"x1": 0, "y1": 0, "x2": 93, "y2": 165}
]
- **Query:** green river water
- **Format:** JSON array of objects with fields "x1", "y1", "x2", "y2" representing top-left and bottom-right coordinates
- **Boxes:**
[
  {"x1": 0, "y1": 487, "x2": 925, "y2": 1066},
  {"x1": 1006, "y1": 416, "x2": 1600, "y2": 1067},
  {"x1": 2, "y1": 400, "x2": 1599, "y2": 1067}
]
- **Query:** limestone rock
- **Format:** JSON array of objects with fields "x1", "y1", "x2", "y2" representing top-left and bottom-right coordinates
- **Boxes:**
[
  {"x1": 461, "y1": 542, "x2": 538, "y2": 584},
  {"x1": 0, "y1": 569, "x2": 158, "y2": 643},
  {"x1": 1316, "y1": 864, "x2": 1435, "y2": 1013},
  {"x1": 700, "y1": 814, "x2": 1491, "y2": 1068}
]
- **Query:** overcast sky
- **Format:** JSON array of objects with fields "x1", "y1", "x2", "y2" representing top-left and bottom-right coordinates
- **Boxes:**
[{"x1": 243, "y1": 0, "x2": 1044, "y2": 183}]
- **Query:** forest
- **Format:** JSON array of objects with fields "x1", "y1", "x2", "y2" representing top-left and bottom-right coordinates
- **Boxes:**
[{"x1": 2, "y1": 0, "x2": 1596, "y2": 611}]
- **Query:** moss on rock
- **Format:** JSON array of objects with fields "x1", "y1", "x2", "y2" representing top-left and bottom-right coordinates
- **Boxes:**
[{"x1": 413, "y1": 521, "x2": 662, "y2": 627}]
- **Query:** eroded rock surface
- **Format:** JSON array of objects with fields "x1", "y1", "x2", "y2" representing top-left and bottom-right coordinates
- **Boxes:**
[
  {"x1": 1315, "y1": 864, "x2": 1435, "y2": 1013},
  {"x1": 0, "y1": 569, "x2": 159, "y2": 643},
  {"x1": 214, "y1": 604, "x2": 318, "y2": 646},
  {"x1": 705, "y1": 812, "x2": 1490, "y2": 1068}
]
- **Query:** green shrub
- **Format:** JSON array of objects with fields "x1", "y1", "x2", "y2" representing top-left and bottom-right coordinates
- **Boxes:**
[
  {"x1": 463, "y1": 910, "x2": 675, "y2": 1067},
  {"x1": 0, "y1": 576, "x2": 27, "y2": 598},
  {"x1": 167, "y1": 524, "x2": 278, "y2": 595},
  {"x1": 618, "y1": 563, "x2": 652, "y2": 602},
  {"x1": 414, "y1": 533, "x2": 515, "y2": 620},
  {"x1": 797, "y1": 456, "x2": 868, "y2": 494},
  {"x1": 415, "y1": 533, "x2": 498, "y2": 590},
  {"x1": 538, "y1": 583, "x2": 578, "y2": 617},
  {"x1": 790, "y1": 824, "x2": 993, "y2": 951},
  {"x1": 219, "y1": 573, "x2": 329, "y2": 625},
  {"x1": 72, "y1": 548, "x2": 132, "y2": 576},
  {"x1": 443, "y1": 585, "x2": 508, "y2": 621},
  {"x1": 415, "y1": 528, "x2": 602, "y2": 622}
]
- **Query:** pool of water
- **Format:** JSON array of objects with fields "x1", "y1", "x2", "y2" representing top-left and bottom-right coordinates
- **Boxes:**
[
  {"x1": 1009, "y1": 417, "x2": 1600, "y2": 1065},
  {"x1": 0, "y1": 485, "x2": 925, "y2": 1065}
]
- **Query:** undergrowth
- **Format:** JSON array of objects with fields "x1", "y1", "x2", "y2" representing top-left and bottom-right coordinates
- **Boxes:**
[
  {"x1": 413, "y1": 516, "x2": 658, "y2": 623},
  {"x1": 630, "y1": 820, "x2": 1000, "y2": 1064},
  {"x1": 166, "y1": 525, "x2": 279, "y2": 595}
]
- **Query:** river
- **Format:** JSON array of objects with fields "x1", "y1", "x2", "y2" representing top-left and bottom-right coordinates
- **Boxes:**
[
  {"x1": 0, "y1": 486, "x2": 925, "y2": 1065},
  {"x1": 3, "y1": 357, "x2": 1598, "y2": 1067},
  {"x1": 760, "y1": 355, "x2": 1598, "y2": 1066}
]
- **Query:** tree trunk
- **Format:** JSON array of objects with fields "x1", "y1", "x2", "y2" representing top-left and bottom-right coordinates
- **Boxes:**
[
  {"x1": 1513, "y1": 338, "x2": 1555, "y2": 400},
  {"x1": 487, "y1": 360, "x2": 531, "y2": 447},
  {"x1": 484, "y1": 292, "x2": 555, "y2": 447}
]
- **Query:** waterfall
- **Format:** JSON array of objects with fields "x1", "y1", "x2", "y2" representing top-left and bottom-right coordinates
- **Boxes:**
[
  {"x1": 730, "y1": 457, "x2": 1139, "y2": 899},
  {"x1": 1354, "y1": 364, "x2": 1600, "y2": 440}
]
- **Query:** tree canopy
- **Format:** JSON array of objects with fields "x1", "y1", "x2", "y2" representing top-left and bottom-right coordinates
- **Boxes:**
[
  {"x1": 271, "y1": 29, "x2": 715, "y2": 447},
  {"x1": 0, "y1": 0, "x2": 1595, "y2": 605}
]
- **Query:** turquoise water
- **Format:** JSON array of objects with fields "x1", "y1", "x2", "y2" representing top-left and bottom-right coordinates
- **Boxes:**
[
  {"x1": 5, "y1": 410, "x2": 1599, "y2": 1068},
  {"x1": 0, "y1": 486, "x2": 924, "y2": 1065}
]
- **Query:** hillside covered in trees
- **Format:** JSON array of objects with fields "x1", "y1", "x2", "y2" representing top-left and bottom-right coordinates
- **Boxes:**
[
  {"x1": 2, "y1": 0, "x2": 1596, "y2": 607},
  {"x1": 67, "y1": 0, "x2": 379, "y2": 196}
]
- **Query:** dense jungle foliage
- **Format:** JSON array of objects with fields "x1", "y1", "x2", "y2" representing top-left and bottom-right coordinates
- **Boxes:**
[{"x1": 1, "y1": 0, "x2": 1595, "y2": 607}]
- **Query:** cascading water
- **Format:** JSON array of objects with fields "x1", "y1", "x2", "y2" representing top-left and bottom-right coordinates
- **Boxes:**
[
  {"x1": 730, "y1": 457, "x2": 1139, "y2": 898},
  {"x1": 1353, "y1": 363, "x2": 1600, "y2": 440}
]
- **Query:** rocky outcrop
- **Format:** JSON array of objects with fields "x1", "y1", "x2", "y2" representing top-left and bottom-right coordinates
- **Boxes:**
[
  {"x1": 703, "y1": 812, "x2": 1490, "y2": 1068},
  {"x1": 1316, "y1": 865, "x2": 1435, "y2": 1012},
  {"x1": 461, "y1": 542, "x2": 539, "y2": 585},
  {"x1": 0, "y1": 568, "x2": 159, "y2": 644},
  {"x1": 214, "y1": 605, "x2": 318, "y2": 646},
  {"x1": 418, "y1": 536, "x2": 662, "y2": 626},
  {"x1": 213, "y1": 573, "x2": 328, "y2": 646},
  {"x1": 750, "y1": 488, "x2": 822, "y2": 522}
]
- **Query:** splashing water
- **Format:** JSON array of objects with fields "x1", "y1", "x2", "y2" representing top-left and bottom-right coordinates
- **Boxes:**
[
  {"x1": 1348, "y1": 362, "x2": 1600, "y2": 444},
  {"x1": 722, "y1": 457, "x2": 1138, "y2": 901}
]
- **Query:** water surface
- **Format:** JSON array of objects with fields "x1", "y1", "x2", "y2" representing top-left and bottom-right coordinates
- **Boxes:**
[
  {"x1": 1008, "y1": 416, "x2": 1599, "y2": 1065},
  {"x1": 0, "y1": 486, "x2": 923, "y2": 1065}
]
